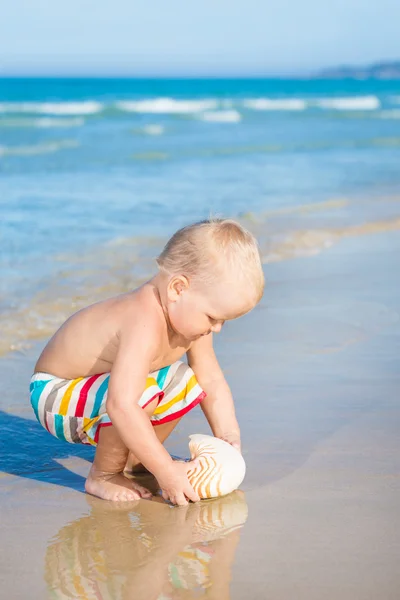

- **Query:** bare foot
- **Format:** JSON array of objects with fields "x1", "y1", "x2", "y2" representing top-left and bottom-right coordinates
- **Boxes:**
[{"x1": 85, "y1": 469, "x2": 153, "y2": 502}]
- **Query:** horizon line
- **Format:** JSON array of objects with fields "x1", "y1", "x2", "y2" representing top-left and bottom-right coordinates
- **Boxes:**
[{"x1": 0, "y1": 57, "x2": 398, "y2": 79}]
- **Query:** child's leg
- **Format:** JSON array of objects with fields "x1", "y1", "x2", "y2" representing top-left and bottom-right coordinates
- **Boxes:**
[
  {"x1": 85, "y1": 425, "x2": 153, "y2": 501},
  {"x1": 125, "y1": 362, "x2": 206, "y2": 473},
  {"x1": 86, "y1": 398, "x2": 159, "y2": 502},
  {"x1": 125, "y1": 417, "x2": 182, "y2": 473}
]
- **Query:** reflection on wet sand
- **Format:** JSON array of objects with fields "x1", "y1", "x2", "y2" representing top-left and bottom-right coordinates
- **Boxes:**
[{"x1": 44, "y1": 491, "x2": 248, "y2": 600}]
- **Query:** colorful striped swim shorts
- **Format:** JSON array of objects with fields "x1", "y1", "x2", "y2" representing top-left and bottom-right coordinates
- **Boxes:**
[{"x1": 30, "y1": 361, "x2": 206, "y2": 446}]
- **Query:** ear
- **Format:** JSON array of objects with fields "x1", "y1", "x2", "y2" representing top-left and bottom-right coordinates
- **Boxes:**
[{"x1": 167, "y1": 275, "x2": 189, "y2": 302}]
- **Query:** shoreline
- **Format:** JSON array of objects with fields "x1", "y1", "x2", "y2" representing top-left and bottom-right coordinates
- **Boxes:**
[{"x1": 1, "y1": 191, "x2": 400, "y2": 358}]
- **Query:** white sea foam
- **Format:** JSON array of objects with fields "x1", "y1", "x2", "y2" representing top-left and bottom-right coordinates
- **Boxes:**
[
  {"x1": 314, "y1": 96, "x2": 380, "y2": 110},
  {"x1": 0, "y1": 101, "x2": 103, "y2": 115},
  {"x1": 0, "y1": 117, "x2": 84, "y2": 128},
  {"x1": 200, "y1": 110, "x2": 241, "y2": 123},
  {"x1": 116, "y1": 98, "x2": 218, "y2": 114},
  {"x1": 141, "y1": 124, "x2": 165, "y2": 135},
  {"x1": 0, "y1": 139, "x2": 79, "y2": 157},
  {"x1": 243, "y1": 98, "x2": 307, "y2": 111}
]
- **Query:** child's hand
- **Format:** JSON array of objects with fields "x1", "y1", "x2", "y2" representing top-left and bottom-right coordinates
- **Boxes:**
[
  {"x1": 158, "y1": 461, "x2": 200, "y2": 506},
  {"x1": 218, "y1": 431, "x2": 241, "y2": 453}
]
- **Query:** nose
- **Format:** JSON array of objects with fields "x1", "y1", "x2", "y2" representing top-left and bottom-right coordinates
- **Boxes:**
[{"x1": 211, "y1": 322, "x2": 222, "y2": 334}]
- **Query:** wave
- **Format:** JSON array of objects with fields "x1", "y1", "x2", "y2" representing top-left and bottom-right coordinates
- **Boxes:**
[
  {"x1": 243, "y1": 98, "x2": 307, "y2": 111},
  {"x1": 132, "y1": 151, "x2": 169, "y2": 161},
  {"x1": 314, "y1": 95, "x2": 380, "y2": 110},
  {"x1": 1, "y1": 211, "x2": 400, "y2": 357},
  {"x1": 119, "y1": 95, "x2": 381, "y2": 115},
  {"x1": 0, "y1": 117, "x2": 85, "y2": 128},
  {"x1": 131, "y1": 124, "x2": 165, "y2": 135},
  {"x1": 378, "y1": 110, "x2": 400, "y2": 119},
  {"x1": 0, "y1": 101, "x2": 103, "y2": 115},
  {"x1": 141, "y1": 124, "x2": 165, "y2": 135},
  {"x1": 242, "y1": 96, "x2": 380, "y2": 112},
  {"x1": 129, "y1": 134, "x2": 400, "y2": 162},
  {"x1": 116, "y1": 98, "x2": 218, "y2": 114},
  {"x1": 258, "y1": 198, "x2": 349, "y2": 218},
  {"x1": 200, "y1": 110, "x2": 241, "y2": 123},
  {"x1": 0, "y1": 95, "x2": 385, "y2": 120},
  {"x1": 369, "y1": 137, "x2": 400, "y2": 147},
  {"x1": 0, "y1": 139, "x2": 79, "y2": 157},
  {"x1": 260, "y1": 217, "x2": 400, "y2": 263}
]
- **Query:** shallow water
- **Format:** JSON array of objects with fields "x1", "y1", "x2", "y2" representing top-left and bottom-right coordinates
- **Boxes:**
[
  {"x1": 1, "y1": 77, "x2": 400, "y2": 350},
  {"x1": 1, "y1": 191, "x2": 400, "y2": 357}
]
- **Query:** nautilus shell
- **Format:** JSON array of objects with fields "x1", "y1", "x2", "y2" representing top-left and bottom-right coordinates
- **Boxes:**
[{"x1": 187, "y1": 434, "x2": 246, "y2": 499}]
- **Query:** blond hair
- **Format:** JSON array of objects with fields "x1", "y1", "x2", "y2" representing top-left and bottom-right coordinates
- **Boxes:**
[{"x1": 156, "y1": 218, "x2": 264, "y2": 304}]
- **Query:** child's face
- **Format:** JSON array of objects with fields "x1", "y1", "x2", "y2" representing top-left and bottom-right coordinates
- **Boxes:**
[{"x1": 167, "y1": 276, "x2": 254, "y2": 341}]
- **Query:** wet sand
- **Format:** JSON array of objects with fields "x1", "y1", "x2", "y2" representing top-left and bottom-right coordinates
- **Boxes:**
[{"x1": 1, "y1": 223, "x2": 400, "y2": 598}]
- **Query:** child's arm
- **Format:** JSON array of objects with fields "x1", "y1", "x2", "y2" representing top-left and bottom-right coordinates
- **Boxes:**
[
  {"x1": 107, "y1": 317, "x2": 199, "y2": 505},
  {"x1": 187, "y1": 334, "x2": 241, "y2": 450}
]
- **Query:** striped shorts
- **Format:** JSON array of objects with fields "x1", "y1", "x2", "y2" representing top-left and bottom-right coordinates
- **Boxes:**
[{"x1": 30, "y1": 361, "x2": 206, "y2": 446}]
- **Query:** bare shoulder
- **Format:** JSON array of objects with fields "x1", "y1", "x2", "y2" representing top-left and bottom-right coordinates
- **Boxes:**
[
  {"x1": 35, "y1": 283, "x2": 165, "y2": 378},
  {"x1": 116, "y1": 284, "x2": 165, "y2": 351}
]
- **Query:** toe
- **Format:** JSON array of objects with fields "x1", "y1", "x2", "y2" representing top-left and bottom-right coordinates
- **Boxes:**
[
  {"x1": 141, "y1": 489, "x2": 153, "y2": 499},
  {"x1": 133, "y1": 483, "x2": 152, "y2": 498}
]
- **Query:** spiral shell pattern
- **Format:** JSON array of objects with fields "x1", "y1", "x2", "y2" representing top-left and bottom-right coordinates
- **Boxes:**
[{"x1": 187, "y1": 434, "x2": 246, "y2": 499}]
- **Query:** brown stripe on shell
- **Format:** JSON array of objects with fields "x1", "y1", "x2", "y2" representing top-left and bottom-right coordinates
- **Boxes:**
[{"x1": 190, "y1": 455, "x2": 220, "y2": 498}]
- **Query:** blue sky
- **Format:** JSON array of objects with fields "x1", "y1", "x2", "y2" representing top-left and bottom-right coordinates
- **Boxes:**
[{"x1": 1, "y1": 0, "x2": 399, "y2": 76}]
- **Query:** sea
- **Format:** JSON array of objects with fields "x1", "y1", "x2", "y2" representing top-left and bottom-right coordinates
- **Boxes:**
[{"x1": 1, "y1": 77, "x2": 400, "y2": 355}]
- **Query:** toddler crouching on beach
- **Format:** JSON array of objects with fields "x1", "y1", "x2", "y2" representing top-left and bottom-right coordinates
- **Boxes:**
[{"x1": 30, "y1": 219, "x2": 264, "y2": 505}]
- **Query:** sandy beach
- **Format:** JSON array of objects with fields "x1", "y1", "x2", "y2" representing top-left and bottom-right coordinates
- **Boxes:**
[{"x1": 1, "y1": 200, "x2": 399, "y2": 599}]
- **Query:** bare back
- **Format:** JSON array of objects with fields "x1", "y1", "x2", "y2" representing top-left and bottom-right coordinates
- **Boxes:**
[{"x1": 35, "y1": 283, "x2": 190, "y2": 378}]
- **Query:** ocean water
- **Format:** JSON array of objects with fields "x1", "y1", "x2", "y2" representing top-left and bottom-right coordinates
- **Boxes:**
[{"x1": 1, "y1": 77, "x2": 400, "y2": 354}]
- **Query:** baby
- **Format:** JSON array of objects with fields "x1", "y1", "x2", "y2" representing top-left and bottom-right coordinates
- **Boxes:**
[{"x1": 30, "y1": 219, "x2": 264, "y2": 505}]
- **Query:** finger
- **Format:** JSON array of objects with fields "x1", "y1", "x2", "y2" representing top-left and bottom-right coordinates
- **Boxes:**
[
  {"x1": 161, "y1": 490, "x2": 170, "y2": 503},
  {"x1": 175, "y1": 493, "x2": 188, "y2": 507},
  {"x1": 184, "y1": 483, "x2": 200, "y2": 503}
]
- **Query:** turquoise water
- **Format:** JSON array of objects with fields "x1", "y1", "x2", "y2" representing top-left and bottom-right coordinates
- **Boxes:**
[{"x1": 1, "y1": 77, "x2": 400, "y2": 351}]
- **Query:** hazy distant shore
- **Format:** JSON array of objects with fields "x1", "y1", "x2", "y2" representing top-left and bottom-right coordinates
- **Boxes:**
[{"x1": 314, "y1": 60, "x2": 400, "y2": 80}]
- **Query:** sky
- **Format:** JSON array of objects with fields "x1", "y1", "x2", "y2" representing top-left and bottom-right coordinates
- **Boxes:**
[{"x1": 0, "y1": 0, "x2": 399, "y2": 76}]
